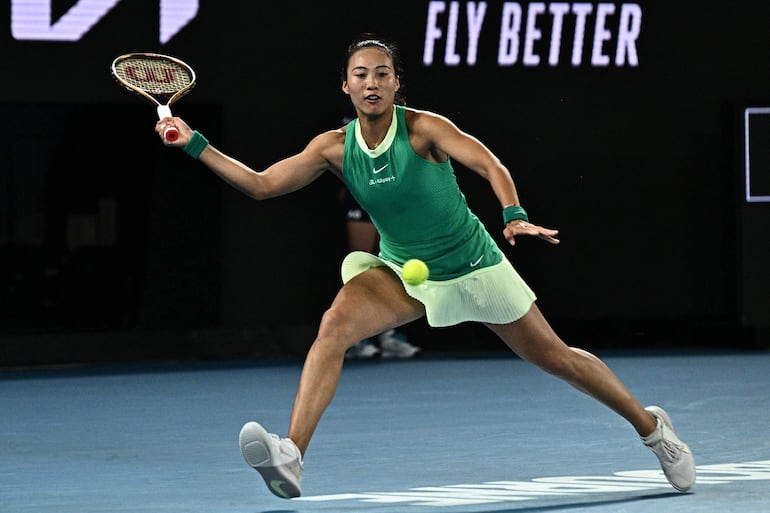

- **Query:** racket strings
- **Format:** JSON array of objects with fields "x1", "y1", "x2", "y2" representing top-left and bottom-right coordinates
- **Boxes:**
[{"x1": 114, "y1": 58, "x2": 192, "y2": 95}]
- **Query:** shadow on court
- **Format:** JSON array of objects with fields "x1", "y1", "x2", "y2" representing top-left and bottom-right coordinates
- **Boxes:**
[
  {"x1": 455, "y1": 491, "x2": 686, "y2": 513},
  {"x1": 255, "y1": 491, "x2": 686, "y2": 513}
]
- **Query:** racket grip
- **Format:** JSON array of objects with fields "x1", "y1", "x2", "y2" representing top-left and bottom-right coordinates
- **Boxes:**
[
  {"x1": 157, "y1": 105, "x2": 176, "y2": 140},
  {"x1": 164, "y1": 126, "x2": 179, "y2": 142}
]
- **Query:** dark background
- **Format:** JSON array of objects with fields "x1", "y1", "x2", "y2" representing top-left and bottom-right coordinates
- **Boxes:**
[{"x1": 1, "y1": 1, "x2": 769, "y2": 367}]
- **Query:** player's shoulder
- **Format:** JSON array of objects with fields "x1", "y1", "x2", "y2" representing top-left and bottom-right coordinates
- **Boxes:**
[
  {"x1": 405, "y1": 106, "x2": 456, "y2": 126},
  {"x1": 404, "y1": 106, "x2": 458, "y2": 136},
  {"x1": 306, "y1": 127, "x2": 346, "y2": 170},
  {"x1": 309, "y1": 126, "x2": 347, "y2": 149}
]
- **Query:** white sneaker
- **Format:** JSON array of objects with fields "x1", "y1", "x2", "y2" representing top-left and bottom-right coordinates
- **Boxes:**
[
  {"x1": 345, "y1": 338, "x2": 380, "y2": 360},
  {"x1": 379, "y1": 330, "x2": 420, "y2": 359},
  {"x1": 239, "y1": 421, "x2": 303, "y2": 498},
  {"x1": 642, "y1": 406, "x2": 696, "y2": 492}
]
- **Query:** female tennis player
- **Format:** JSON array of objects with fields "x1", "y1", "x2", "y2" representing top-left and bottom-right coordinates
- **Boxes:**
[{"x1": 155, "y1": 35, "x2": 696, "y2": 498}]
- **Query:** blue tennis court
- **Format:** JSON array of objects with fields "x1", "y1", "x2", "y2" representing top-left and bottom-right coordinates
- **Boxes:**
[{"x1": 2, "y1": 349, "x2": 769, "y2": 513}]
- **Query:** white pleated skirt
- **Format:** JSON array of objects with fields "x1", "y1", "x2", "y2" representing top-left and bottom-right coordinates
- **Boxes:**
[{"x1": 340, "y1": 251, "x2": 537, "y2": 327}]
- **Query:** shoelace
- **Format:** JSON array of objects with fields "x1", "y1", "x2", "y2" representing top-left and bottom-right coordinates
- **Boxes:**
[
  {"x1": 657, "y1": 438, "x2": 684, "y2": 464},
  {"x1": 269, "y1": 434, "x2": 304, "y2": 468}
]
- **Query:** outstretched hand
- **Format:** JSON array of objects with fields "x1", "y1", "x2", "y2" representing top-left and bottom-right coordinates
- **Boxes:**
[
  {"x1": 155, "y1": 117, "x2": 194, "y2": 146},
  {"x1": 504, "y1": 220, "x2": 560, "y2": 246}
]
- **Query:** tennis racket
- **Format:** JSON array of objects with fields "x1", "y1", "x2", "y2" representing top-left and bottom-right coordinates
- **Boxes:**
[{"x1": 110, "y1": 53, "x2": 196, "y2": 142}]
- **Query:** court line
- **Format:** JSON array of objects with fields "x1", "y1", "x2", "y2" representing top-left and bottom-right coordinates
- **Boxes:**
[{"x1": 298, "y1": 460, "x2": 770, "y2": 507}]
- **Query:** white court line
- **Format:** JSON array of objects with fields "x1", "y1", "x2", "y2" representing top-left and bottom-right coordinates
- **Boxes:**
[{"x1": 298, "y1": 460, "x2": 770, "y2": 507}]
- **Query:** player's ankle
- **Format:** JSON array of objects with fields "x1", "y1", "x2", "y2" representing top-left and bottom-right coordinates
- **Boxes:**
[{"x1": 637, "y1": 411, "x2": 659, "y2": 437}]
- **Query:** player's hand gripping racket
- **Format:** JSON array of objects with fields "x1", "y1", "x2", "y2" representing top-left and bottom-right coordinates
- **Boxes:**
[{"x1": 110, "y1": 53, "x2": 196, "y2": 142}]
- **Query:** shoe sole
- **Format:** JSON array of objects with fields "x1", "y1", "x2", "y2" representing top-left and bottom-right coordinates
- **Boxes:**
[{"x1": 239, "y1": 422, "x2": 301, "y2": 499}]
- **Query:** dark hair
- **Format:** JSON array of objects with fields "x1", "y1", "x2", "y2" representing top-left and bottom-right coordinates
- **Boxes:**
[{"x1": 340, "y1": 33, "x2": 406, "y2": 105}]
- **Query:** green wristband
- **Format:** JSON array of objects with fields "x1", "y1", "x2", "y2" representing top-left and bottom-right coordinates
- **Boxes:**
[
  {"x1": 503, "y1": 205, "x2": 529, "y2": 224},
  {"x1": 182, "y1": 130, "x2": 209, "y2": 159}
]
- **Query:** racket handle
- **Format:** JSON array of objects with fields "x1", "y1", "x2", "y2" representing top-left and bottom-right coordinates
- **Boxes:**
[
  {"x1": 157, "y1": 105, "x2": 178, "y2": 141},
  {"x1": 164, "y1": 126, "x2": 179, "y2": 141},
  {"x1": 157, "y1": 105, "x2": 172, "y2": 119}
]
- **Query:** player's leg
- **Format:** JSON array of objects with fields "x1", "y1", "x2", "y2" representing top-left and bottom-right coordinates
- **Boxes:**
[
  {"x1": 241, "y1": 266, "x2": 425, "y2": 498},
  {"x1": 289, "y1": 265, "x2": 425, "y2": 452},
  {"x1": 485, "y1": 302, "x2": 695, "y2": 491},
  {"x1": 485, "y1": 303, "x2": 654, "y2": 433}
]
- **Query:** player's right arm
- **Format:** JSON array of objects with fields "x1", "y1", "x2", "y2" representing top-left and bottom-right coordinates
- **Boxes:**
[
  {"x1": 199, "y1": 139, "x2": 332, "y2": 200},
  {"x1": 157, "y1": 117, "x2": 344, "y2": 200}
]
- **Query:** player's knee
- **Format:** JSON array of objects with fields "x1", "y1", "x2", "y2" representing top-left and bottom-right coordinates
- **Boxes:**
[{"x1": 316, "y1": 307, "x2": 360, "y2": 349}]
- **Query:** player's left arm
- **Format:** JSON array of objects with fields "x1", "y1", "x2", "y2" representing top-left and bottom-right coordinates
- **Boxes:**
[{"x1": 414, "y1": 110, "x2": 559, "y2": 245}]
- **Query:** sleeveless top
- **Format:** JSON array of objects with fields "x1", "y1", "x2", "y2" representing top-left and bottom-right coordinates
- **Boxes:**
[{"x1": 341, "y1": 105, "x2": 502, "y2": 280}]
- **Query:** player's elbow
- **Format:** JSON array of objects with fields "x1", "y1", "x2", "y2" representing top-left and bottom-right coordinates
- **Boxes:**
[
  {"x1": 243, "y1": 172, "x2": 283, "y2": 201},
  {"x1": 246, "y1": 184, "x2": 275, "y2": 201}
]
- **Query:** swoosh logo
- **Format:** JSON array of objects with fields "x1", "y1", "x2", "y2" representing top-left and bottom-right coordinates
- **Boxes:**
[
  {"x1": 470, "y1": 255, "x2": 484, "y2": 267},
  {"x1": 373, "y1": 164, "x2": 389, "y2": 174},
  {"x1": 270, "y1": 479, "x2": 289, "y2": 498}
]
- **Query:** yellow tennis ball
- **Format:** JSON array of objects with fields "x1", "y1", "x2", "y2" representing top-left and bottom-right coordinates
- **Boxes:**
[{"x1": 402, "y1": 259, "x2": 429, "y2": 285}]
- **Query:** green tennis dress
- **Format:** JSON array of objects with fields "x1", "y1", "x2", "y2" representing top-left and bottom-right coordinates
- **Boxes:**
[{"x1": 340, "y1": 105, "x2": 536, "y2": 326}]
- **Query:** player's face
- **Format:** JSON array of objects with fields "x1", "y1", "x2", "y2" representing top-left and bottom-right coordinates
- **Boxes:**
[{"x1": 342, "y1": 48, "x2": 400, "y2": 117}]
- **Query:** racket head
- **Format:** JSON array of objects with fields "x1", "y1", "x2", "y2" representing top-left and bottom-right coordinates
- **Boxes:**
[{"x1": 111, "y1": 53, "x2": 196, "y2": 107}]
